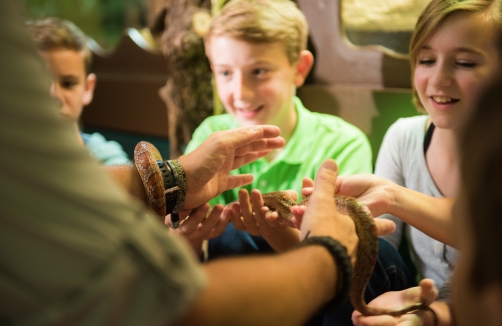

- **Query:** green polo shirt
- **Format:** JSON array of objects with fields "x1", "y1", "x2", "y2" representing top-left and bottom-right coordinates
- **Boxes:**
[{"x1": 185, "y1": 97, "x2": 372, "y2": 206}]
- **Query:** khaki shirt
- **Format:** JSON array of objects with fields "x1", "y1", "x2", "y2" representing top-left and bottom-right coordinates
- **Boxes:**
[{"x1": 0, "y1": 2, "x2": 205, "y2": 325}]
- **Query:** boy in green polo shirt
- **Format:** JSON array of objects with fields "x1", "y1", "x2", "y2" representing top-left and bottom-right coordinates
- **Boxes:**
[{"x1": 185, "y1": 0, "x2": 372, "y2": 256}]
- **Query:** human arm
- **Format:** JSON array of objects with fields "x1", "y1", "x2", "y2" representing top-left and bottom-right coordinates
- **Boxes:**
[
  {"x1": 351, "y1": 279, "x2": 454, "y2": 326},
  {"x1": 172, "y1": 159, "x2": 359, "y2": 326},
  {"x1": 104, "y1": 125, "x2": 285, "y2": 210},
  {"x1": 298, "y1": 172, "x2": 455, "y2": 246},
  {"x1": 335, "y1": 174, "x2": 456, "y2": 247}
]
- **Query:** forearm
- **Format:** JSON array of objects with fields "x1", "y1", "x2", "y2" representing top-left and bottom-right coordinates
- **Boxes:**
[
  {"x1": 388, "y1": 184, "x2": 456, "y2": 248},
  {"x1": 176, "y1": 245, "x2": 337, "y2": 326},
  {"x1": 262, "y1": 227, "x2": 301, "y2": 253},
  {"x1": 103, "y1": 165, "x2": 147, "y2": 203}
]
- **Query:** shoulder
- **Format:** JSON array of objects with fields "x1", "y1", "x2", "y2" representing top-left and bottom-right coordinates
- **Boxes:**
[
  {"x1": 309, "y1": 111, "x2": 369, "y2": 143},
  {"x1": 385, "y1": 115, "x2": 429, "y2": 138}
]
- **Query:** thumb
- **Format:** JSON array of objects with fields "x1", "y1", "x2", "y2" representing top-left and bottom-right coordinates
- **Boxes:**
[
  {"x1": 310, "y1": 159, "x2": 339, "y2": 201},
  {"x1": 419, "y1": 279, "x2": 438, "y2": 305}
]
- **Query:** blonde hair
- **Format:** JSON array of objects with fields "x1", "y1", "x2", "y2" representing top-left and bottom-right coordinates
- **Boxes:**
[
  {"x1": 410, "y1": 0, "x2": 502, "y2": 113},
  {"x1": 27, "y1": 17, "x2": 92, "y2": 74},
  {"x1": 205, "y1": 0, "x2": 308, "y2": 64}
]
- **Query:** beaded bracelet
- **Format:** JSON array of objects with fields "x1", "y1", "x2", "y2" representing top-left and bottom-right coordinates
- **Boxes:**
[
  {"x1": 166, "y1": 159, "x2": 186, "y2": 214},
  {"x1": 298, "y1": 235, "x2": 353, "y2": 312},
  {"x1": 156, "y1": 160, "x2": 179, "y2": 215}
]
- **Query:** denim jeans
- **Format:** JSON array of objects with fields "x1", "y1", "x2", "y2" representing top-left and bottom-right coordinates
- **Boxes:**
[{"x1": 209, "y1": 224, "x2": 417, "y2": 325}]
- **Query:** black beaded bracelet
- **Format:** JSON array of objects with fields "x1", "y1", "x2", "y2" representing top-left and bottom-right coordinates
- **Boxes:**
[{"x1": 299, "y1": 235, "x2": 353, "y2": 313}]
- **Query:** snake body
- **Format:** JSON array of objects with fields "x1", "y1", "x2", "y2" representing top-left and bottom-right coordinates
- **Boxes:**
[
  {"x1": 262, "y1": 191, "x2": 426, "y2": 317},
  {"x1": 134, "y1": 142, "x2": 425, "y2": 316}
]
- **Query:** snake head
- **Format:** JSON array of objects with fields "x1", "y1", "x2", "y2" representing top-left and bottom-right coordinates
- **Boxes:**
[{"x1": 261, "y1": 191, "x2": 297, "y2": 223}]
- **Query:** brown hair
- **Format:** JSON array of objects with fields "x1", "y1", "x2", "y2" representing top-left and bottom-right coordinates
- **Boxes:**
[
  {"x1": 27, "y1": 17, "x2": 92, "y2": 74},
  {"x1": 460, "y1": 74, "x2": 502, "y2": 291},
  {"x1": 204, "y1": 0, "x2": 308, "y2": 64},
  {"x1": 409, "y1": 0, "x2": 502, "y2": 113}
]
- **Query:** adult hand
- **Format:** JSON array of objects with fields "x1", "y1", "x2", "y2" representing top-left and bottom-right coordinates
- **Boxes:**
[
  {"x1": 178, "y1": 125, "x2": 284, "y2": 210},
  {"x1": 293, "y1": 175, "x2": 396, "y2": 236},
  {"x1": 352, "y1": 279, "x2": 438, "y2": 326},
  {"x1": 301, "y1": 174, "x2": 394, "y2": 218},
  {"x1": 298, "y1": 159, "x2": 359, "y2": 264}
]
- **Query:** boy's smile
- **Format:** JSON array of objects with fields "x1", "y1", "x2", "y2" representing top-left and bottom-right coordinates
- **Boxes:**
[{"x1": 208, "y1": 35, "x2": 306, "y2": 140}]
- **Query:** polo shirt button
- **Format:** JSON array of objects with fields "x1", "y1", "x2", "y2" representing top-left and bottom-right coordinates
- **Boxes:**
[{"x1": 259, "y1": 180, "x2": 267, "y2": 187}]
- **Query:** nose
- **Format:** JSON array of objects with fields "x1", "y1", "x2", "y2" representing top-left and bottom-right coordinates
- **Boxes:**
[
  {"x1": 429, "y1": 62, "x2": 453, "y2": 88},
  {"x1": 50, "y1": 82, "x2": 63, "y2": 100},
  {"x1": 232, "y1": 72, "x2": 253, "y2": 103}
]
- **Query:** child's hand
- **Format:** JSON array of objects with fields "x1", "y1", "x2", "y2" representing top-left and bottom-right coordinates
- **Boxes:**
[
  {"x1": 227, "y1": 189, "x2": 288, "y2": 237},
  {"x1": 166, "y1": 203, "x2": 230, "y2": 253},
  {"x1": 351, "y1": 279, "x2": 438, "y2": 326}
]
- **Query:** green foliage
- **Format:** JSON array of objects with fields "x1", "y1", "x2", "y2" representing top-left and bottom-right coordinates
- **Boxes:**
[{"x1": 21, "y1": 0, "x2": 147, "y2": 47}]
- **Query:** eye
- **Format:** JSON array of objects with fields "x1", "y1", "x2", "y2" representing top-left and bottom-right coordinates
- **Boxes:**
[
  {"x1": 217, "y1": 70, "x2": 231, "y2": 77},
  {"x1": 417, "y1": 58, "x2": 435, "y2": 66},
  {"x1": 457, "y1": 61, "x2": 477, "y2": 68},
  {"x1": 60, "y1": 79, "x2": 78, "y2": 89},
  {"x1": 252, "y1": 68, "x2": 267, "y2": 76}
]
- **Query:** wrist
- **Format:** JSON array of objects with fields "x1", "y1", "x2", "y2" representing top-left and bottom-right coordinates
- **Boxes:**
[
  {"x1": 386, "y1": 181, "x2": 403, "y2": 217},
  {"x1": 418, "y1": 306, "x2": 438, "y2": 326},
  {"x1": 297, "y1": 235, "x2": 352, "y2": 313}
]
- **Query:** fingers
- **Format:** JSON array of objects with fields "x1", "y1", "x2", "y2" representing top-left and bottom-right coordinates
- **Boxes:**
[
  {"x1": 225, "y1": 174, "x2": 255, "y2": 190},
  {"x1": 300, "y1": 159, "x2": 358, "y2": 262},
  {"x1": 238, "y1": 189, "x2": 259, "y2": 234},
  {"x1": 290, "y1": 205, "x2": 306, "y2": 229},
  {"x1": 312, "y1": 160, "x2": 338, "y2": 196},
  {"x1": 170, "y1": 204, "x2": 228, "y2": 241},
  {"x1": 218, "y1": 125, "x2": 283, "y2": 155},
  {"x1": 374, "y1": 218, "x2": 396, "y2": 236},
  {"x1": 301, "y1": 177, "x2": 314, "y2": 198},
  {"x1": 233, "y1": 138, "x2": 285, "y2": 157},
  {"x1": 418, "y1": 279, "x2": 438, "y2": 306}
]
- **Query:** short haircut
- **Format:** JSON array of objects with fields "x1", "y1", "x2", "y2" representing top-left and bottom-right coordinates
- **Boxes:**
[
  {"x1": 409, "y1": 0, "x2": 502, "y2": 113},
  {"x1": 460, "y1": 75, "x2": 502, "y2": 291},
  {"x1": 27, "y1": 17, "x2": 92, "y2": 74},
  {"x1": 204, "y1": 0, "x2": 308, "y2": 64}
]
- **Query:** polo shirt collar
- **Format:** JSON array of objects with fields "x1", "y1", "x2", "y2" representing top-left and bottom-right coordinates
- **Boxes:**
[{"x1": 275, "y1": 96, "x2": 317, "y2": 164}]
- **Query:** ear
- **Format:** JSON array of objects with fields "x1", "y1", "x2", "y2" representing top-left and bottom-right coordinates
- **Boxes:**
[
  {"x1": 82, "y1": 73, "x2": 97, "y2": 106},
  {"x1": 293, "y1": 50, "x2": 314, "y2": 87}
]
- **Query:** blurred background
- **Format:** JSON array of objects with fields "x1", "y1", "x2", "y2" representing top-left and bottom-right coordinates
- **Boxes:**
[{"x1": 21, "y1": 0, "x2": 148, "y2": 47}]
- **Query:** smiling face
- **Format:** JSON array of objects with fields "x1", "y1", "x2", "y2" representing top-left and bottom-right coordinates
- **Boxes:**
[
  {"x1": 208, "y1": 35, "x2": 311, "y2": 137},
  {"x1": 413, "y1": 11, "x2": 499, "y2": 131},
  {"x1": 40, "y1": 49, "x2": 96, "y2": 122}
]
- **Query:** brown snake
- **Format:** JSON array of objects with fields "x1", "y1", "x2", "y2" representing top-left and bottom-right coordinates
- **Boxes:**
[
  {"x1": 134, "y1": 142, "x2": 426, "y2": 316},
  {"x1": 262, "y1": 191, "x2": 426, "y2": 317}
]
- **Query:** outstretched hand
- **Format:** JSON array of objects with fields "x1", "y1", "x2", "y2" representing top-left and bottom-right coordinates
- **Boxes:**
[
  {"x1": 293, "y1": 176, "x2": 396, "y2": 237},
  {"x1": 166, "y1": 203, "x2": 229, "y2": 254},
  {"x1": 298, "y1": 159, "x2": 359, "y2": 264},
  {"x1": 178, "y1": 125, "x2": 284, "y2": 210},
  {"x1": 352, "y1": 279, "x2": 438, "y2": 326}
]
